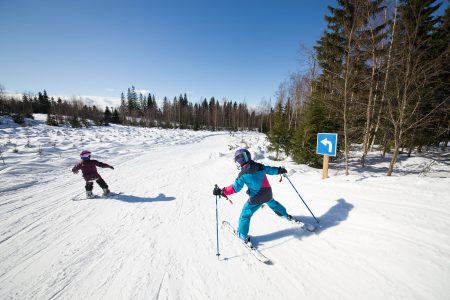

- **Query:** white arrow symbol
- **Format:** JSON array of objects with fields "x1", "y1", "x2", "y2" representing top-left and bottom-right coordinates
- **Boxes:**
[{"x1": 321, "y1": 138, "x2": 332, "y2": 152}]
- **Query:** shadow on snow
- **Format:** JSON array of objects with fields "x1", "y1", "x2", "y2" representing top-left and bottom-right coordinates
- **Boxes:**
[
  {"x1": 252, "y1": 198, "x2": 354, "y2": 246},
  {"x1": 111, "y1": 193, "x2": 176, "y2": 203}
]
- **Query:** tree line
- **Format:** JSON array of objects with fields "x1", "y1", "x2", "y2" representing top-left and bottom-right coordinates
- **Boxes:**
[
  {"x1": 0, "y1": 88, "x2": 119, "y2": 127},
  {"x1": 267, "y1": 0, "x2": 449, "y2": 176},
  {"x1": 0, "y1": 85, "x2": 271, "y2": 132},
  {"x1": 117, "y1": 86, "x2": 270, "y2": 131}
]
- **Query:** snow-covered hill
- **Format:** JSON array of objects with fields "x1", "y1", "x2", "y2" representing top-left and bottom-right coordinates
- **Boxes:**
[{"x1": 1, "y1": 115, "x2": 449, "y2": 299}]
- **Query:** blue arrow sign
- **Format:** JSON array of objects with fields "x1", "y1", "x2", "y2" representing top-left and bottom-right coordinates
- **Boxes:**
[{"x1": 316, "y1": 133, "x2": 338, "y2": 156}]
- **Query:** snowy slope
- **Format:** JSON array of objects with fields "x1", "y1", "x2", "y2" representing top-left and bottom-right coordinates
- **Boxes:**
[{"x1": 0, "y1": 115, "x2": 449, "y2": 300}]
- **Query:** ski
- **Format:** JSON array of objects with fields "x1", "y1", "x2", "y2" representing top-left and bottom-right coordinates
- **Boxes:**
[
  {"x1": 72, "y1": 192, "x2": 123, "y2": 201},
  {"x1": 285, "y1": 216, "x2": 317, "y2": 232},
  {"x1": 221, "y1": 220, "x2": 271, "y2": 264},
  {"x1": 72, "y1": 194, "x2": 98, "y2": 201}
]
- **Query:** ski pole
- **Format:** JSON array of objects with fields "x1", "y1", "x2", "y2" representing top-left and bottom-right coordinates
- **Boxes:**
[
  {"x1": 222, "y1": 193, "x2": 233, "y2": 205},
  {"x1": 214, "y1": 185, "x2": 220, "y2": 259},
  {"x1": 283, "y1": 174, "x2": 320, "y2": 224}
]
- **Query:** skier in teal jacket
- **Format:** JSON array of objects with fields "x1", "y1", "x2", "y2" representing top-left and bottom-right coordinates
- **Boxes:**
[{"x1": 213, "y1": 148, "x2": 294, "y2": 244}]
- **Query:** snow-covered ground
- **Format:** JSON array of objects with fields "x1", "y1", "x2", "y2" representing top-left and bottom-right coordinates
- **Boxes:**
[{"x1": 0, "y1": 115, "x2": 449, "y2": 300}]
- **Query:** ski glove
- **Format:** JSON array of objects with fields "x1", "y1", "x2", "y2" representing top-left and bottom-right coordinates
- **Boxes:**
[
  {"x1": 110, "y1": 166, "x2": 114, "y2": 170},
  {"x1": 73, "y1": 170, "x2": 79, "y2": 174},
  {"x1": 278, "y1": 167, "x2": 287, "y2": 174},
  {"x1": 213, "y1": 186, "x2": 224, "y2": 196}
]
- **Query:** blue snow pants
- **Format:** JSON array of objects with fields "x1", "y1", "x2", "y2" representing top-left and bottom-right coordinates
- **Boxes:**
[{"x1": 237, "y1": 199, "x2": 288, "y2": 239}]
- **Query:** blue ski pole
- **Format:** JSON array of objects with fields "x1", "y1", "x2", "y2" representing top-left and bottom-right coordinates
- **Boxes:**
[
  {"x1": 214, "y1": 185, "x2": 220, "y2": 259},
  {"x1": 283, "y1": 174, "x2": 320, "y2": 224}
]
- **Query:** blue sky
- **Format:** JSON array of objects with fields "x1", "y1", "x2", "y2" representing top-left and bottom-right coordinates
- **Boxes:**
[{"x1": 1, "y1": 0, "x2": 336, "y2": 106}]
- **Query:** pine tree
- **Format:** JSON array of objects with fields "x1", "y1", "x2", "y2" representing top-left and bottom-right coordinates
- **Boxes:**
[
  {"x1": 292, "y1": 87, "x2": 337, "y2": 168},
  {"x1": 22, "y1": 94, "x2": 33, "y2": 118},
  {"x1": 411, "y1": 3, "x2": 449, "y2": 151},
  {"x1": 111, "y1": 109, "x2": 120, "y2": 124},
  {"x1": 308, "y1": 0, "x2": 391, "y2": 173},
  {"x1": 104, "y1": 107, "x2": 112, "y2": 125},
  {"x1": 385, "y1": 0, "x2": 445, "y2": 175},
  {"x1": 433, "y1": 6, "x2": 450, "y2": 149},
  {"x1": 314, "y1": 0, "x2": 358, "y2": 174},
  {"x1": 46, "y1": 112, "x2": 58, "y2": 126},
  {"x1": 41, "y1": 90, "x2": 51, "y2": 113},
  {"x1": 267, "y1": 100, "x2": 290, "y2": 160},
  {"x1": 127, "y1": 86, "x2": 139, "y2": 111},
  {"x1": 69, "y1": 115, "x2": 82, "y2": 128},
  {"x1": 120, "y1": 92, "x2": 127, "y2": 124}
]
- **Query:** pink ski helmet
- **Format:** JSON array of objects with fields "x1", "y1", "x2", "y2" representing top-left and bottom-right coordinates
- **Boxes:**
[{"x1": 80, "y1": 150, "x2": 91, "y2": 160}]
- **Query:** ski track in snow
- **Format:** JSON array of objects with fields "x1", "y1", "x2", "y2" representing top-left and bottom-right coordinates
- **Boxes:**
[{"x1": 0, "y1": 115, "x2": 449, "y2": 299}]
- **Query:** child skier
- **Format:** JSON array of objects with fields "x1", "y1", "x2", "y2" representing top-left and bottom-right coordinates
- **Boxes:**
[
  {"x1": 213, "y1": 148, "x2": 309, "y2": 246},
  {"x1": 72, "y1": 150, "x2": 114, "y2": 198}
]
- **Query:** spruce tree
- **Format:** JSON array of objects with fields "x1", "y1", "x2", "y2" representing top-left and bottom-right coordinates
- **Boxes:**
[
  {"x1": 267, "y1": 100, "x2": 290, "y2": 160},
  {"x1": 111, "y1": 109, "x2": 120, "y2": 124},
  {"x1": 104, "y1": 107, "x2": 112, "y2": 125},
  {"x1": 312, "y1": 1, "x2": 389, "y2": 172},
  {"x1": 413, "y1": 3, "x2": 449, "y2": 150},
  {"x1": 120, "y1": 92, "x2": 127, "y2": 124},
  {"x1": 41, "y1": 90, "x2": 51, "y2": 113},
  {"x1": 292, "y1": 89, "x2": 337, "y2": 168},
  {"x1": 46, "y1": 112, "x2": 58, "y2": 126},
  {"x1": 69, "y1": 115, "x2": 82, "y2": 128},
  {"x1": 127, "y1": 86, "x2": 139, "y2": 111},
  {"x1": 385, "y1": 0, "x2": 444, "y2": 175}
]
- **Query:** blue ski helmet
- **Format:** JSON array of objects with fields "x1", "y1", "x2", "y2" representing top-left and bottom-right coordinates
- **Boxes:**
[{"x1": 234, "y1": 148, "x2": 251, "y2": 167}]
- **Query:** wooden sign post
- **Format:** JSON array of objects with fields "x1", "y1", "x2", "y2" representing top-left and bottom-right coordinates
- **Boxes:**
[
  {"x1": 322, "y1": 155, "x2": 329, "y2": 179},
  {"x1": 316, "y1": 133, "x2": 337, "y2": 180}
]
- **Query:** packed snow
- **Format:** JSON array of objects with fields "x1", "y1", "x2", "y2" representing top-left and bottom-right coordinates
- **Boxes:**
[{"x1": 0, "y1": 115, "x2": 449, "y2": 300}]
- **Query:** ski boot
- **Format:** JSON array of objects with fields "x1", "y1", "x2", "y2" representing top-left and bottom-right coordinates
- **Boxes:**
[
  {"x1": 86, "y1": 191, "x2": 94, "y2": 199},
  {"x1": 287, "y1": 214, "x2": 298, "y2": 223},
  {"x1": 285, "y1": 215, "x2": 303, "y2": 225},
  {"x1": 244, "y1": 236, "x2": 253, "y2": 247},
  {"x1": 238, "y1": 231, "x2": 253, "y2": 247},
  {"x1": 102, "y1": 188, "x2": 110, "y2": 196},
  {"x1": 287, "y1": 215, "x2": 316, "y2": 232}
]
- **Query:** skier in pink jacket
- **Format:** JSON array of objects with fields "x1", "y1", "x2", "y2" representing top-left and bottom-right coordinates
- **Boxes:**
[{"x1": 72, "y1": 150, "x2": 114, "y2": 198}]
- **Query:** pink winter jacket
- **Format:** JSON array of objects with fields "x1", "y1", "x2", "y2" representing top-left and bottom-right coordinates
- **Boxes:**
[{"x1": 72, "y1": 160, "x2": 113, "y2": 181}]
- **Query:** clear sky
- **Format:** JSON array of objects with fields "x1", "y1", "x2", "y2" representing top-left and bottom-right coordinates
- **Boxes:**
[{"x1": 0, "y1": 0, "x2": 336, "y2": 106}]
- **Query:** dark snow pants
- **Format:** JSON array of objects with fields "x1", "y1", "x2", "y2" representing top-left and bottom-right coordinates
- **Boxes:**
[{"x1": 85, "y1": 177, "x2": 108, "y2": 191}]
